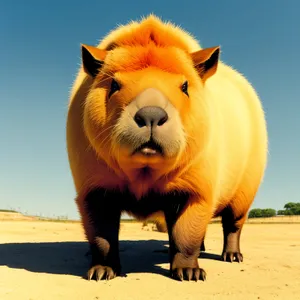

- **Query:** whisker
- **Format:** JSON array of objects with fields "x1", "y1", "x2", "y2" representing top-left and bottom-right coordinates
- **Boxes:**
[{"x1": 95, "y1": 124, "x2": 116, "y2": 140}]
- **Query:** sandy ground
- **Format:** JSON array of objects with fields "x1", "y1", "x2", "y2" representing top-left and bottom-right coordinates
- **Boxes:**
[{"x1": 0, "y1": 219, "x2": 299, "y2": 300}]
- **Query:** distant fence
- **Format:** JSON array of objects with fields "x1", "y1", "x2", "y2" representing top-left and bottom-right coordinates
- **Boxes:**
[
  {"x1": 1, "y1": 211, "x2": 300, "y2": 224},
  {"x1": 209, "y1": 215, "x2": 300, "y2": 224},
  {"x1": 246, "y1": 215, "x2": 300, "y2": 224}
]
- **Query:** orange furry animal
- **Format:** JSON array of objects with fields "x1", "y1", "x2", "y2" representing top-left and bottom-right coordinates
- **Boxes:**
[{"x1": 66, "y1": 15, "x2": 268, "y2": 282}]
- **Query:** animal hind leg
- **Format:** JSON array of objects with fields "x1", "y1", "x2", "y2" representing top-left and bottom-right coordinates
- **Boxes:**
[
  {"x1": 221, "y1": 206, "x2": 245, "y2": 263},
  {"x1": 221, "y1": 191, "x2": 254, "y2": 263}
]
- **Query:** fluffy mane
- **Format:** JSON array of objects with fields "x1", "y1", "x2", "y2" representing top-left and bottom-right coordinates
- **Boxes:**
[
  {"x1": 95, "y1": 15, "x2": 205, "y2": 77},
  {"x1": 99, "y1": 14, "x2": 202, "y2": 52}
]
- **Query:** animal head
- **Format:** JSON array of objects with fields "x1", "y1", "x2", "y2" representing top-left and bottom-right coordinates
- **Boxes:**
[{"x1": 81, "y1": 16, "x2": 220, "y2": 185}]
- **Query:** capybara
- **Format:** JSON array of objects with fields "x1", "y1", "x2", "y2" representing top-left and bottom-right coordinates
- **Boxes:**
[{"x1": 66, "y1": 15, "x2": 268, "y2": 282}]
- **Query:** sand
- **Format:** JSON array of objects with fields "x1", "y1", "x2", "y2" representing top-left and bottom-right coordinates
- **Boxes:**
[{"x1": 0, "y1": 219, "x2": 299, "y2": 300}]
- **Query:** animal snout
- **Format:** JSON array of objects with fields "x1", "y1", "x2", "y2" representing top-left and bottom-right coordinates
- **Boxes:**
[{"x1": 134, "y1": 106, "x2": 168, "y2": 128}]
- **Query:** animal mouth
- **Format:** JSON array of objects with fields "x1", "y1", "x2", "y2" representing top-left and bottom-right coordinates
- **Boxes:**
[{"x1": 133, "y1": 140, "x2": 163, "y2": 156}]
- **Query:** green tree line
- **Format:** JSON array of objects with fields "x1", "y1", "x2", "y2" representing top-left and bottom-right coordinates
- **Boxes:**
[{"x1": 248, "y1": 202, "x2": 300, "y2": 218}]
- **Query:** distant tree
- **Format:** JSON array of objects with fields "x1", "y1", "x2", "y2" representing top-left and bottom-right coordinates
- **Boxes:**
[
  {"x1": 261, "y1": 208, "x2": 276, "y2": 218},
  {"x1": 284, "y1": 202, "x2": 299, "y2": 210},
  {"x1": 0, "y1": 209, "x2": 18, "y2": 213},
  {"x1": 248, "y1": 208, "x2": 263, "y2": 218},
  {"x1": 248, "y1": 208, "x2": 276, "y2": 218},
  {"x1": 277, "y1": 202, "x2": 300, "y2": 216},
  {"x1": 284, "y1": 209, "x2": 295, "y2": 215}
]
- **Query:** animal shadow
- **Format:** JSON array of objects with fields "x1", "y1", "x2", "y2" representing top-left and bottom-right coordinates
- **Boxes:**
[{"x1": 0, "y1": 239, "x2": 222, "y2": 278}]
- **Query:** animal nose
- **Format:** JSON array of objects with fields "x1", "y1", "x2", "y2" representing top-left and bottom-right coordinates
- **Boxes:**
[{"x1": 134, "y1": 106, "x2": 168, "y2": 128}]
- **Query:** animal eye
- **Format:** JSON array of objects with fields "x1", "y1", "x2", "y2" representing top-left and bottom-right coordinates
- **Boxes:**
[
  {"x1": 181, "y1": 81, "x2": 189, "y2": 96},
  {"x1": 109, "y1": 79, "x2": 121, "y2": 98}
]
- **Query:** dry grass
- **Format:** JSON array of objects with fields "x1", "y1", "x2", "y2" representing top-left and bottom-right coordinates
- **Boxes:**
[{"x1": 0, "y1": 212, "x2": 37, "y2": 221}]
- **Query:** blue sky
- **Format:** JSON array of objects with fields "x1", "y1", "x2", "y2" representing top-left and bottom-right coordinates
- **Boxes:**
[{"x1": 0, "y1": 0, "x2": 299, "y2": 219}]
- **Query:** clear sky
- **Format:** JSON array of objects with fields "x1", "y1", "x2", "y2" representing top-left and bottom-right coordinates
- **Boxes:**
[{"x1": 0, "y1": 0, "x2": 299, "y2": 219}]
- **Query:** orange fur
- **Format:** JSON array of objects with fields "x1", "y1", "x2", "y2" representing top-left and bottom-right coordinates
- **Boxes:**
[{"x1": 67, "y1": 15, "x2": 268, "y2": 271}]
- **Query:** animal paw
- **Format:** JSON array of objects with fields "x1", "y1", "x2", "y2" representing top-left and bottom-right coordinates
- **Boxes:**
[
  {"x1": 222, "y1": 251, "x2": 243, "y2": 263},
  {"x1": 171, "y1": 267, "x2": 206, "y2": 282},
  {"x1": 87, "y1": 265, "x2": 118, "y2": 281}
]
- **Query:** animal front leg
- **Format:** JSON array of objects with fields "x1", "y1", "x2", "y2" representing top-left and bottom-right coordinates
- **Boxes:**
[
  {"x1": 164, "y1": 199, "x2": 210, "y2": 281},
  {"x1": 82, "y1": 188, "x2": 122, "y2": 281}
]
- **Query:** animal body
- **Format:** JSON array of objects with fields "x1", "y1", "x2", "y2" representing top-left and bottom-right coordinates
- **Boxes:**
[{"x1": 66, "y1": 15, "x2": 268, "y2": 282}]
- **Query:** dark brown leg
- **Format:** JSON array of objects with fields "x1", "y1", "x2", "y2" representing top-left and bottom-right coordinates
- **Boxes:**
[
  {"x1": 221, "y1": 206, "x2": 246, "y2": 263},
  {"x1": 164, "y1": 197, "x2": 210, "y2": 281},
  {"x1": 84, "y1": 189, "x2": 122, "y2": 281},
  {"x1": 200, "y1": 238, "x2": 206, "y2": 252}
]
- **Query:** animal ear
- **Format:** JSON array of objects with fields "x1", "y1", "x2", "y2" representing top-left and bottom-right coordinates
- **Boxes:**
[
  {"x1": 81, "y1": 44, "x2": 107, "y2": 78},
  {"x1": 191, "y1": 46, "x2": 220, "y2": 82}
]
